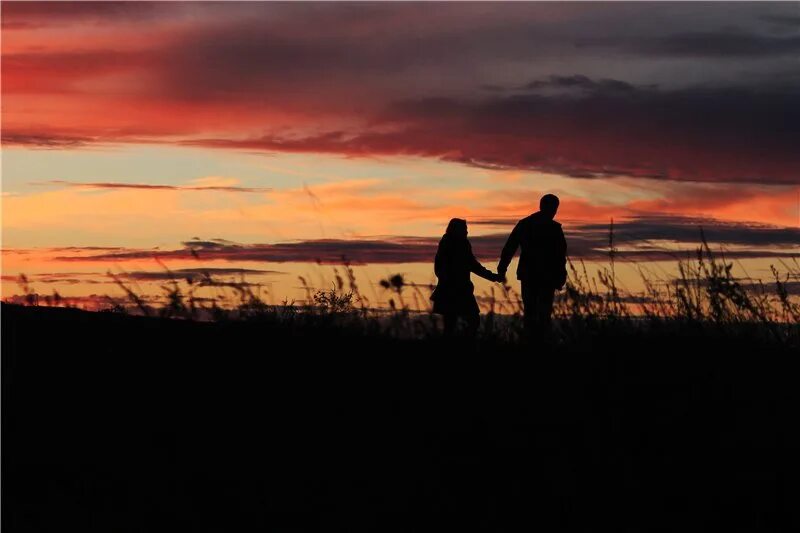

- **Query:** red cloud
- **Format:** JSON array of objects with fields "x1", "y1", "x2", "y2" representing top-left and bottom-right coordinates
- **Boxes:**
[{"x1": 3, "y1": 4, "x2": 799, "y2": 185}]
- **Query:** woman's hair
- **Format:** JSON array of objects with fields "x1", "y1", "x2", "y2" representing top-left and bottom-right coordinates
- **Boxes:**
[{"x1": 445, "y1": 218, "x2": 467, "y2": 236}]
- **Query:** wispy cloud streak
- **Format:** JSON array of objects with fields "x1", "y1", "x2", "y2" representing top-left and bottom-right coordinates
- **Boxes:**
[
  {"x1": 49, "y1": 216, "x2": 800, "y2": 265},
  {"x1": 33, "y1": 180, "x2": 271, "y2": 193}
]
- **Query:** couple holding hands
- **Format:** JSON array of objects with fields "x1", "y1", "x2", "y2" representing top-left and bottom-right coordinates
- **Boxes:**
[{"x1": 431, "y1": 194, "x2": 567, "y2": 339}]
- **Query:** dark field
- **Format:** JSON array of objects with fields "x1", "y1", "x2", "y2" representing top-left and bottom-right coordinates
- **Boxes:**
[{"x1": 3, "y1": 303, "x2": 798, "y2": 531}]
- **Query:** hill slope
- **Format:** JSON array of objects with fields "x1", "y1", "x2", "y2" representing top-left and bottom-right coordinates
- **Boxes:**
[{"x1": 3, "y1": 304, "x2": 798, "y2": 531}]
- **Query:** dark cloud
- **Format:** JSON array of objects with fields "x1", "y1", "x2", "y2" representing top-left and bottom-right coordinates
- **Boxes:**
[
  {"x1": 49, "y1": 246, "x2": 125, "y2": 252},
  {"x1": 666, "y1": 277, "x2": 800, "y2": 296},
  {"x1": 0, "y1": 1, "x2": 170, "y2": 28},
  {"x1": 1, "y1": 293, "x2": 122, "y2": 309},
  {"x1": 145, "y1": 4, "x2": 800, "y2": 104},
  {"x1": 189, "y1": 79, "x2": 800, "y2": 184},
  {"x1": 54, "y1": 238, "x2": 443, "y2": 265},
  {"x1": 761, "y1": 281, "x2": 800, "y2": 295},
  {"x1": 183, "y1": 239, "x2": 241, "y2": 250},
  {"x1": 34, "y1": 181, "x2": 271, "y2": 193},
  {"x1": 52, "y1": 216, "x2": 799, "y2": 265},
  {"x1": 5, "y1": 3, "x2": 800, "y2": 185},
  {"x1": 119, "y1": 268, "x2": 284, "y2": 282},
  {"x1": 468, "y1": 219, "x2": 524, "y2": 227},
  {"x1": 523, "y1": 75, "x2": 642, "y2": 93},
  {"x1": 760, "y1": 14, "x2": 800, "y2": 28},
  {"x1": 2, "y1": 268, "x2": 283, "y2": 289},
  {"x1": 3, "y1": 272, "x2": 108, "y2": 285},
  {"x1": 36, "y1": 277, "x2": 103, "y2": 285},
  {"x1": 642, "y1": 32, "x2": 800, "y2": 57},
  {"x1": 577, "y1": 216, "x2": 800, "y2": 248},
  {"x1": 580, "y1": 30, "x2": 800, "y2": 57},
  {"x1": 2, "y1": 132, "x2": 95, "y2": 148}
]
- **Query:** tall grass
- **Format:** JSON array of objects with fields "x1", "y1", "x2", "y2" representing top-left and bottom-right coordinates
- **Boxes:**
[{"x1": 6, "y1": 232, "x2": 799, "y2": 348}]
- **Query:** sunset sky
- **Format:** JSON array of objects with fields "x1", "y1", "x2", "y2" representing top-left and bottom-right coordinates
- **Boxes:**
[{"x1": 2, "y1": 1, "x2": 799, "y2": 310}]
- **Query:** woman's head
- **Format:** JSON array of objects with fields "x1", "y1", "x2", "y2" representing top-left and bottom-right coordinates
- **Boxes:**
[{"x1": 445, "y1": 218, "x2": 468, "y2": 238}]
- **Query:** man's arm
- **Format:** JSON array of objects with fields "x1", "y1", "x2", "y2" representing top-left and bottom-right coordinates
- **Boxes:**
[
  {"x1": 497, "y1": 222, "x2": 522, "y2": 279},
  {"x1": 555, "y1": 225, "x2": 567, "y2": 288}
]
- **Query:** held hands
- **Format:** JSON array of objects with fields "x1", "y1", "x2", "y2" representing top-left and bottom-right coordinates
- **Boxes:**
[
  {"x1": 496, "y1": 267, "x2": 507, "y2": 284},
  {"x1": 488, "y1": 271, "x2": 507, "y2": 283}
]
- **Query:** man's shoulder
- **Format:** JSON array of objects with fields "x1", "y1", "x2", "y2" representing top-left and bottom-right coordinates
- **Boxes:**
[{"x1": 520, "y1": 212, "x2": 561, "y2": 227}]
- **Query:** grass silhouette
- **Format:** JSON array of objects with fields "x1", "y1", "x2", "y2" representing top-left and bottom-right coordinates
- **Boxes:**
[
  {"x1": 8, "y1": 231, "x2": 797, "y2": 349},
  {"x1": 3, "y1": 231, "x2": 799, "y2": 531}
]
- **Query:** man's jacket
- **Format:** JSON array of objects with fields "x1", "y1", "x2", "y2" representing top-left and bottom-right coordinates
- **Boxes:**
[{"x1": 498, "y1": 211, "x2": 567, "y2": 288}]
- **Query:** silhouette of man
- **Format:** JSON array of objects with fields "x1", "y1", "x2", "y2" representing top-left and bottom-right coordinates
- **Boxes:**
[{"x1": 497, "y1": 194, "x2": 567, "y2": 343}]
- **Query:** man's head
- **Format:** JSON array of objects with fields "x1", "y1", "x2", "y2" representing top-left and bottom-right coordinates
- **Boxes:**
[{"x1": 539, "y1": 194, "x2": 560, "y2": 219}]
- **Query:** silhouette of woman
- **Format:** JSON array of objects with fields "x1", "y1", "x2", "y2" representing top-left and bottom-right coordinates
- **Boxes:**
[{"x1": 431, "y1": 218, "x2": 500, "y2": 337}]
